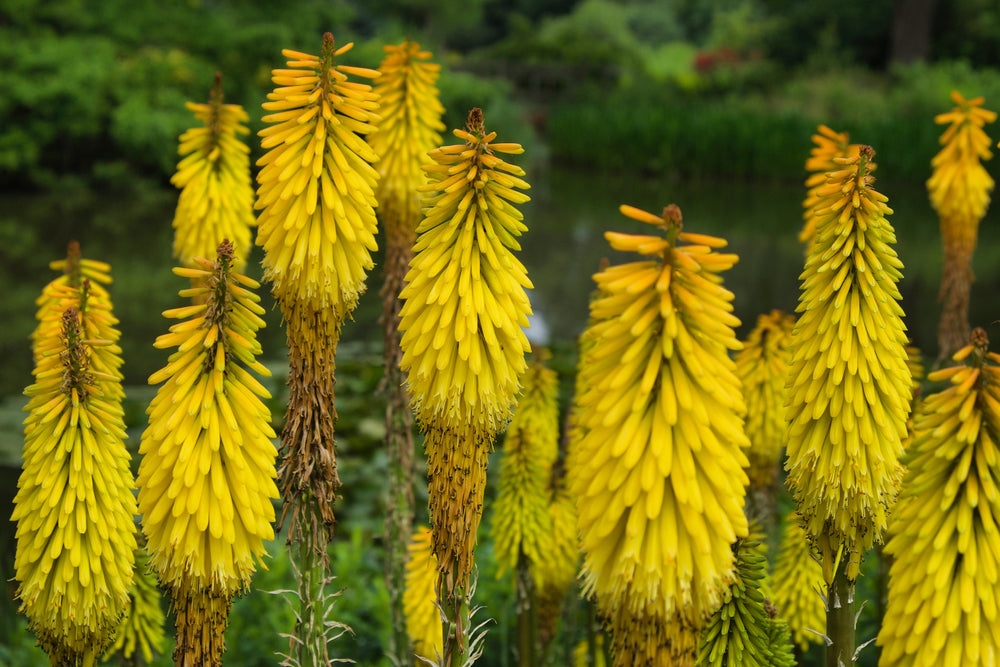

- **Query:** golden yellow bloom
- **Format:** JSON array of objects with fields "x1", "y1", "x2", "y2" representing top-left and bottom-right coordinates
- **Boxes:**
[
  {"x1": 699, "y1": 536, "x2": 792, "y2": 667},
  {"x1": 534, "y1": 482, "x2": 580, "y2": 648},
  {"x1": 12, "y1": 305, "x2": 137, "y2": 665},
  {"x1": 800, "y1": 126, "x2": 860, "y2": 246},
  {"x1": 137, "y1": 241, "x2": 278, "y2": 665},
  {"x1": 568, "y1": 203, "x2": 749, "y2": 665},
  {"x1": 32, "y1": 243, "x2": 118, "y2": 385},
  {"x1": 255, "y1": 33, "x2": 380, "y2": 318},
  {"x1": 784, "y1": 146, "x2": 910, "y2": 582},
  {"x1": 770, "y1": 517, "x2": 825, "y2": 651},
  {"x1": 104, "y1": 548, "x2": 167, "y2": 663},
  {"x1": 927, "y1": 91, "x2": 996, "y2": 356},
  {"x1": 404, "y1": 526, "x2": 443, "y2": 664},
  {"x1": 398, "y1": 107, "x2": 532, "y2": 591},
  {"x1": 877, "y1": 328, "x2": 1000, "y2": 666},
  {"x1": 171, "y1": 73, "x2": 256, "y2": 274},
  {"x1": 492, "y1": 352, "x2": 559, "y2": 581},
  {"x1": 735, "y1": 309, "x2": 795, "y2": 489},
  {"x1": 368, "y1": 39, "x2": 445, "y2": 245}
]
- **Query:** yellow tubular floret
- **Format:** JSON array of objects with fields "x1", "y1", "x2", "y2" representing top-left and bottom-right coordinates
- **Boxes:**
[
  {"x1": 104, "y1": 548, "x2": 168, "y2": 663},
  {"x1": 784, "y1": 146, "x2": 910, "y2": 583},
  {"x1": 878, "y1": 328, "x2": 1000, "y2": 666},
  {"x1": 567, "y1": 203, "x2": 749, "y2": 666},
  {"x1": 12, "y1": 304, "x2": 137, "y2": 665},
  {"x1": 136, "y1": 241, "x2": 277, "y2": 666},
  {"x1": 800, "y1": 126, "x2": 861, "y2": 247},
  {"x1": 171, "y1": 73, "x2": 256, "y2": 274}
]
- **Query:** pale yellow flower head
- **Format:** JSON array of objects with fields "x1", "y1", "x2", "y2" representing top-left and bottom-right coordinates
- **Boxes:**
[
  {"x1": 138, "y1": 241, "x2": 278, "y2": 597},
  {"x1": 171, "y1": 73, "x2": 256, "y2": 274},
  {"x1": 404, "y1": 526, "x2": 443, "y2": 664},
  {"x1": 13, "y1": 304, "x2": 137, "y2": 664},
  {"x1": 568, "y1": 203, "x2": 749, "y2": 645},
  {"x1": 785, "y1": 146, "x2": 910, "y2": 582},
  {"x1": 770, "y1": 517, "x2": 826, "y2": 651},
  {"x1": 255, "y1": 33, "x2": 381, "y2": 317},
  {"x1": 878, "y1": 328, "x2": 1000, "y2": 666}
]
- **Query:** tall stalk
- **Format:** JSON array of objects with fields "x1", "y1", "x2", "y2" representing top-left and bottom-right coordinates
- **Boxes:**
[
  {"x1": 784, "y1": 146, "x2": 910, "y2": 665},
  {"x1": 254, "y1": 33, "x2": 381, "y2": 664},
  {"x1": 367, "y1": 39, "x2": 445, "y2": 661}
]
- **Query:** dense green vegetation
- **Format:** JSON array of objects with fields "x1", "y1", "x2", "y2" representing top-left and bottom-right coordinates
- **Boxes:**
[{"x1": 3, "y1": 1, "x2": 1000, "y2": 665}]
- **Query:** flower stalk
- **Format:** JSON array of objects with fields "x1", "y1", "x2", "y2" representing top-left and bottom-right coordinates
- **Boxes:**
[
  {"x1": 398, "y1": 107, "x2": 532, "y2": 663},
  {"x1": 367, "y1": 39, "x2": 445, "y2": 661},
  {"x1": 784, "y1": 145, "x2": 911, "y2": 665},
  {"x1": 254, "y1": 33, "x2": 381, "y2": 664},
  {"x1": 13, "y1": 292, "x2": 137, "y2": 664},
  {"x1": 926, "y1": 91, "x2": 995, "y2": 358},
  {"x1": 137, "y1": 240, "x2": 278, "y2": 666}
]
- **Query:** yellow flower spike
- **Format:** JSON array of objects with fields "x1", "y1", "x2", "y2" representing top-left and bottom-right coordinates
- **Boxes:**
[
  {"x1": 104, "y1": 547, "x2": 167, "y2": 663},
  {"x1": 770, "y1": 517, "x2": 826, "y2": 652},
  {"x1": 137, "y1": 240, "x2": 278, "y2": 667},
  {"x1": 800, "y1": 126, "x2": 862, "y2": 246},
  {"x1": 398, "y1": 107, "x2": 533, "y2": 597},
  {"x1": 368, "y1": 39, "x2": 445, "y2": 247},
  {"x1": 927, "y1": 91, "x2": 996, "y2": 357},
  {"x1": 12, "y1": 305, "x2": 137, "y2": 665},
  {"x1": 255, "y1": 32, "x2": 381, "y2": 318},
  {"x1": 404, "y1": 527, "x2": 443, "y2": 664},
  {"x1": 784, "y1": 145, "x2": 910, "y2": 584},
  {"x1": 171, "y1": 72, "x2": 256, "y2": 275},
  {"x1": 492, "y1": 351, "x2": 559, "y2": 580},
  {"x1": 534, "y1": 481, "x2": 580, "y2": 649},
  {"x1": 567, "y1": 203, "x2": 749, "y2": 667},
  {"x1": 878, "y1": 327, "x2": 1000, "y2": 666},
  {"x1": 736, "y1": 309, "x2": 796, "y2": 490}
]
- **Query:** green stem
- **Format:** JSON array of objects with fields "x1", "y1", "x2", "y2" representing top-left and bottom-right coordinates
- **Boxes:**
[
  {"x1": 441, "y1": 584, "x2": 470, "y2": 667},
  {"x1": 825, "y1": 555, "x2": 855, "y2": 667},
  {"x1": 294, "y1": 494, "x2": 330, "y2": 667}
]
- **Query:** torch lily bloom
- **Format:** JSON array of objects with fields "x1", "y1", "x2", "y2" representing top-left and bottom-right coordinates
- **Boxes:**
[
  {"x1": 492, "y1": 352, "x2": 560, "y2": 580},
  {"x1": 12, "y1": 303, "x2": 137, "y2": 665},
  {"x1": 784, "y1": 146, "x2": 911, "y2": 583},
  {"x1": 927, "y1": 91, "x2": 995, "y2": 357},
  {"x1": 568, "y1": 203, "x2": 749, "y2": 665},
  {"x1": 800, "y1": 125, "x2": 859, "y2": 247},
  {"x1": 137, "y1": 241, "x2": 277, "y2": 666},
  {"x1": 171, "y1": 73, "x2": 256, "y2": 274},
  {"x1": 878, "y1": 328, "x2": 1000, "y2": 666},
  {"x1": 104, "y1": 547, "x2": 167, "y2": 663},
  {"x1": 398, "y1": 107, "x2": 532, "y2": 594},
  {"x1": 770, "y1": 517, "x2": 826, "y2": 652},
  {"x1": 404, "y1": 526, "x2": 444, "y2": 663}
]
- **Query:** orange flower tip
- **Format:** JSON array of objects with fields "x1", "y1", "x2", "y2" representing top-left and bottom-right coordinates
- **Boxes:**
[
  {"x1": 334, "y1": 41, "x2": 354, "y2": 57},
  {"x1": 172, "y1": 267, "x2": 212, "y2": 279},
  {"x1": 281, "y1": 48, "x2": 318, "y2": 62},
  {"x1": 677, "y1": 232, "x2": 727, "y2": 248},
  {"x1": 488, "y1": 143, "x2": 524, "y2": 154},
  {"x1": 619, "y1": 204, "x2": 665, "y2": 226}
]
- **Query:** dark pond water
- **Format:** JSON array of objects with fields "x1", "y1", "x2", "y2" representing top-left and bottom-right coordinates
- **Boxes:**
[{"x1": 1, "y1": 165, "x2": 998, "y2": 404}]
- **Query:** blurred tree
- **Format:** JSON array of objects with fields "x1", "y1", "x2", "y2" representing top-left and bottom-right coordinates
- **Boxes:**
[{"x1": 890, "y1": 0, "x2": 935, "y2": 64}]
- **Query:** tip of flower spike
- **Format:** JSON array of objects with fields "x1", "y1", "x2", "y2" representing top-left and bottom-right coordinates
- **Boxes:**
[{"x1": 467, "y1": 107, "x2": 485, "y2": 136}]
